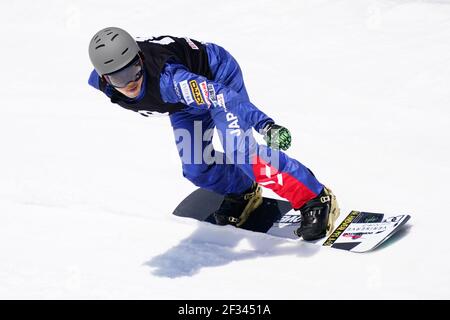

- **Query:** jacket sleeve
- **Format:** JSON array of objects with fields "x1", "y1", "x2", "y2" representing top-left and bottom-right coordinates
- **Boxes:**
[
  {"x1": 88, "y1": 69, "x2": 114, "y2": 98},
  {"x1": 159, "y1": 62, "x2": 274, "y2": 132},
  {"x1": 88, "y1": 69, "x2": 101, "y2": 90}
]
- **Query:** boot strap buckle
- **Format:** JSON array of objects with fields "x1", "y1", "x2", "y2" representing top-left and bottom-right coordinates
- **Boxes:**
[
  {"x1": 320, "y1": 196, "x2": 331, "y2": 203},
  {"x1": 228, "y1": 217, "x2": 240, "y2": 224},
  {"x1": 243, "y1": 192, "x2": 254, "y2": 200},
  {"x1": 243, "y1": 185, "x2": 260, "y2": 200}
]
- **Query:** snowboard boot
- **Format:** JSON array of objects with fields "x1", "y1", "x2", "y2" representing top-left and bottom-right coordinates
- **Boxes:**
[
  {"x1": 213, "y1": 182, "x2": 263, "y2": 227},
  {"x1": 294, "y1": 186, "x2": 340, "y2": 241}
]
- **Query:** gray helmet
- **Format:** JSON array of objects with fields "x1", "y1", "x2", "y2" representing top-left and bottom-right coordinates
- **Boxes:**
[{"x1": 88, "y1": 27, "x2": 140, "y2": 75}]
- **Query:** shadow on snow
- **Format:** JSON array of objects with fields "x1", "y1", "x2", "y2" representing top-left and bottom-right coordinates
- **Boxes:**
[{"x1": 145, "y1": 222, "x2": 320, "y2": 278}]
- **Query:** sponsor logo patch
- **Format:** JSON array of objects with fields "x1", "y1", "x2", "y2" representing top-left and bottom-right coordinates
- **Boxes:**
[
  {"x1": 216, "y1": 93, "x2": 226, "y2": 111},
  {"x1": 184, "y1": 37, "x2": 199, "y2": 50},
  {"x1": 179, "y1": 80, "x2": 194, "y2": 105},
  {"x1": 189, "y1": 80, "x2": 205, "y2": 105},
  {"x1": 207, "y1": 83, "x2": 217, "y2": 103},
  {"x1": 199, "y1": 81, "x2": 210, "y2": 107}
]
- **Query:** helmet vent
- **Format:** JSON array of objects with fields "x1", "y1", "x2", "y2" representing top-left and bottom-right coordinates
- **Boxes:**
[{"x1": 89, "y1": 27, "x2": 140, "y2": 75}]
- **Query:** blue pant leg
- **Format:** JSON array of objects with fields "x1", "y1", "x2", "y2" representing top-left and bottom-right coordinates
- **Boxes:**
[{"x1": 170, "y1": 108, "x2": 253, "y2": 195}]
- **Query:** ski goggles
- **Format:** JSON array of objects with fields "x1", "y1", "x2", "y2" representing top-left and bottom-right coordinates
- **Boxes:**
[{"x1": 104, "y1": 56, "x2": 144, "y2": 88}]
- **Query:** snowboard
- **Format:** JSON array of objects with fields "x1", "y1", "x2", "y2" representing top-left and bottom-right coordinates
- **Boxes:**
[{"x1": 172, "y1": 188, "x2": 411, "y2": 253}]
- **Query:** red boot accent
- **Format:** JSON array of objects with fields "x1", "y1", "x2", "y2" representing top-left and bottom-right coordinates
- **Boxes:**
[{"x1": 252, "y1": 156, "x2": 317, "y2": 209}]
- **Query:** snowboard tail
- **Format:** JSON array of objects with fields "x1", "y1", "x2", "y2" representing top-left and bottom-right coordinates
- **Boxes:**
[{"x1": 172, "y1": 188, "x2": 411, "y2": 253}]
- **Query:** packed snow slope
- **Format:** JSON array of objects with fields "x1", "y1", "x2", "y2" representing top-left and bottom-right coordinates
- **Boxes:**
[{"x1": 1, "y1": 0, "x2": 449, "y2": 299}]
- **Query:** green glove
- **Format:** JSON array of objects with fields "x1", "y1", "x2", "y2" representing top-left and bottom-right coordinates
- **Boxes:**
[{"x1": 263, "y1": 123, "x2": 292, "y2": 151}]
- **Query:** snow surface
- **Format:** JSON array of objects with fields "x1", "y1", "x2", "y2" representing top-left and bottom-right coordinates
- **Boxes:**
[{"x1": 1, "y1": 0, "x2": 449, "y2": 299}]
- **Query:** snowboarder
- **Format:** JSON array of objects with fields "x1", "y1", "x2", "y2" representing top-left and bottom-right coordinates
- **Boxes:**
[{"x1": 88, "y1": 27, "x2": 339, "y2": 240}]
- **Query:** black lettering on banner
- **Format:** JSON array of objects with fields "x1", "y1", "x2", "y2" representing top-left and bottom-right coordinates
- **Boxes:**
[
  {"x1": 323, "y1": 210, "x2": 360, "y2": 246},
  {"x1": 189, "y1": 80, "x2": 205, "y2": 105}
]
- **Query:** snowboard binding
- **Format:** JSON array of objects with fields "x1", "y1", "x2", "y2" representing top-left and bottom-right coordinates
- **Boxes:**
[
  {"x1": 213, "y1": 182, "x2": 263, "y2": 227},
  {"x1": 295, "y1": 186, "x2": 340, "y2": 241}
]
